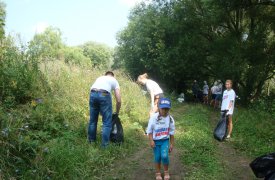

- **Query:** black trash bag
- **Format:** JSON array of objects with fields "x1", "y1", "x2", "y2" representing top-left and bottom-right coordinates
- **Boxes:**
[
  {"x1": 213, "y1": 111, "x2": 229, "y2": 141},
  {"x1": 110, "y1": 114, "x2": 124, "y2": 144},
  {"x1": 250, "y1": 152, "x2": 275, "y2": 178},
  {"x1": 265, "y1": 172, "x2": 275, "y2": 180}
]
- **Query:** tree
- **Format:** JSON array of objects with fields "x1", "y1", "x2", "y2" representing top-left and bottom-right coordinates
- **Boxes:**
[
  {"x1": 0, "y1": 1, "x2": 5, "y2": 40},
  {"x1": 28, "y1": 27, "x2": 64, "y2": 61},
  {"x1": 62, "y1": 46, "x2": 91, "y2": 66},
  {"x1": 116, "y1": 0, "x2": 275, "y2": 104},
  {"x1": 80, "y1": 41, "x2": 113, "y2": 68}
]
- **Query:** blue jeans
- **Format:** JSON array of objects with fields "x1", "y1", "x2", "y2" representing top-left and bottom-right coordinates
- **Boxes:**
[
  {"x1": 88, "y1": 91, "x2": 112, "y2": 147},
  {"x1": 153, "y1": 139, "x2": 170, "y2": 165}
]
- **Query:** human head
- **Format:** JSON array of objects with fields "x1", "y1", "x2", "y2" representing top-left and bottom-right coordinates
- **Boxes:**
[
  {"x1": 105, "y1": 71, "x2": 114, "y2": 77},
  {"x1": 137, "y1": 73, "x2": 149, "y2": 85},
  {"x1": 159, "y1": 98, "x2": 171, "y2": 117},
  {"x1": 225, "y1": 80, "x2": 233, "y2": 90},
  {"x1": 204, "y1": 81, "x2": 207, "y2": 85},
  {"x1": 194, "y1": 80, "x2": 197, "y2": 83},
  {"x1": 214, "y1": 81, "x2": 218, "y2": 86}
]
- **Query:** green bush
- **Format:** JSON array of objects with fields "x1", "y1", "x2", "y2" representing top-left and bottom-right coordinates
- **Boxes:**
[
  {"x1": 62, "y1": 46, "x2": 91, "y2": 66},
  {"x1": 0, "y1": 37, "x2": 45, "y2": 108}
]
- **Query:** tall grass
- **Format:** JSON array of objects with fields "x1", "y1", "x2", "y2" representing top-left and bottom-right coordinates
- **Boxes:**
[
  {"x1": 232, "y1": 108, "x2": 275, "y2": 157},
  {"x1": 0, "y1": 56, "x2": 149, "y2": 179}
]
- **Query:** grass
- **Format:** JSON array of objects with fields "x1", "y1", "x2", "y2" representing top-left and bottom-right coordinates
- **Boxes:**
[
  {"x1": 172, "y1": 103, "x2": 224, "y2": 179},
  {"x1": 171, "y1": 102, "x2": 275, "y2": 179},
  {"x1": 1, "y1": 53, "x2": 274, "y2": 179},
  {"x1": 0, "y1": 60, "x2": 149, "y2": 179},
  {"x1": 231, "y1": 107, "x2": 275, "y2": 158}
]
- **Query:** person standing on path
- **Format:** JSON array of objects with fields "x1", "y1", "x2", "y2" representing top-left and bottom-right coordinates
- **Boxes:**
[
  {"x1": 221, "y1": 80, "x2": 236, "y2": 139},
  {"x1": 147, "y1": 98, "x2": 175, "y2": 180},
  {"x1": 137, "y1": 73, "x2": 164, "y2": 117},
  {"x1": 215, "y1": 80, "x2": 223, "y2": 108},
  {"x1": 202, "y1": 81, "x2": 209, "y2": 104},
  {"x1": 88, "y1": 71, "x2": 121, "y2": 147},
  {"x1": 192, "y1": 80, "x2": 200, "y2": 102},
  {"x1": 210, "y1": 81, "x2": 218, "y2": 107}
]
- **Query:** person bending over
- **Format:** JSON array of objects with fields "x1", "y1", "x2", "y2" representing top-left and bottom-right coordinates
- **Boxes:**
[{"x1": 88, "y1": 71, "x2": 121, "y2": 147}]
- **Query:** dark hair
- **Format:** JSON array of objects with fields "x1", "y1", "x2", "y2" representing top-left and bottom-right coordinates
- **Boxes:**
[{"x1": 105, "y1": 71, "x2": 114, "y2": 76}]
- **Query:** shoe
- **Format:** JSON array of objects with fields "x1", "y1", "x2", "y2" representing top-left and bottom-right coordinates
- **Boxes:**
[
  {"x1": 155, "y1": 172, "x2": 162, "y2": 180},
  {"x1": 164, "y1": 171, "x2": 170, "y2": 180}
]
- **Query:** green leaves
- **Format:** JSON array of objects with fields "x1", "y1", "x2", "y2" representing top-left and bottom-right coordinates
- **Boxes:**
[
  {"x1": 80, "y1": 41, "x2": 113, "y2": 69},
  {"x1": 0, "y1": 1, "x2": 5, "y2": 40},
  {"x1": 116, "y1": 0, "x2": 275, "y2": 104},
  {"x1": 28, "y1": 27, "x2": 64, "y2": 61}
]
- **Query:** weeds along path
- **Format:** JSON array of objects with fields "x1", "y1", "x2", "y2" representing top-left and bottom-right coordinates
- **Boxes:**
[{"x1": 209, "y1": 110, "x2": 256, "y2": 180}]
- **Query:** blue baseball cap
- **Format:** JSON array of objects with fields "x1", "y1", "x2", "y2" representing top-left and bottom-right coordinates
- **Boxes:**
[{"x1": 159, "y1": 98, "x2": 171, "y2": 109}]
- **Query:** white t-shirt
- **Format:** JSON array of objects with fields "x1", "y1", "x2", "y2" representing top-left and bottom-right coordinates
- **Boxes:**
[
  {"x1": 91, "y1": 76, "x2": 120, "y2": 93},
  {"x1": 211, "y1": 86, "x2": 217, "y2": 94},
  {"x1": 221, "y1": 89, "x2": 236, "y2": 115},
  {"x1": 147, "y1": 112, "x2": 175, "y2": 140},
  {"x1": 145, "y1": 80, "x2": 163, "y2": 96},
  {"x1": 203, "y1": 85, "x2": 209, "y2": 94}
]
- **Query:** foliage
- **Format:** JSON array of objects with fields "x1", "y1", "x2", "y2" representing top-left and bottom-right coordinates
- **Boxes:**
[
  {"x1": 0, "y1": 55, "x2": 149, "y2": 178},
  {"x1": 116, "y1": 0, "x2": 275, "y2": 105},
  {"x1": 28, "y1": 27, "x2": 64, "y2": 61},
  {"x1": 0, "y1": 36, "x2": 44, "y2": 108},
  {"x1": 61, "y1": 46, "x2": 91, "y2": 66},
  {"x1": 80, "y1": 41, "x2": 114, "y2": 68},
  {"x1": 232, "y1": 107, "x2": 275, "y2": 157},
  {"x1": 0, "y1": 1, "x2": 5, "y2": 39}
]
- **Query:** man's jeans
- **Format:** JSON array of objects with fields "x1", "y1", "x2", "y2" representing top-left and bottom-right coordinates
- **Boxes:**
[{"x1": 88, "y1": 91, "x2": 112, "y2": 147}]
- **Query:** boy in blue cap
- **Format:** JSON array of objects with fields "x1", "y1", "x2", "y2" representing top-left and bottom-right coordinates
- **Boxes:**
[{"x1": 147, "y1": 98, "x2": 175, "y2": 180}]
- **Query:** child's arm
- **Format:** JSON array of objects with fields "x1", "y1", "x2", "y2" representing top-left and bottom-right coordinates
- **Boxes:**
[
  {"x1": 149, "y1": 133, "x2": 155, "y2": 148},
  {"x1": 169, "y1": 135, "x2": 174, "y2": 152}
]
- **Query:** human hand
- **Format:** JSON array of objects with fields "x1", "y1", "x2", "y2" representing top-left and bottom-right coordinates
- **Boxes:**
[
  {"x1": 150, "y1": 140, "x2": 155, "y2": 148},
  {"x1": 169, "y1": 144, "x2": 173, "y2": 153}
]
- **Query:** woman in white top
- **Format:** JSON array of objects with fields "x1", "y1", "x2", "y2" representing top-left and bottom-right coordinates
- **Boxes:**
[{"x1": 137, "y1": 73, "x2": 164, "y2": 116}]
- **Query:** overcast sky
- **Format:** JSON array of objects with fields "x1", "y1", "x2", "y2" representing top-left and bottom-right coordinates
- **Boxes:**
[{"x1": 3, "y1": 0, "x2": 143, "y2": 47}]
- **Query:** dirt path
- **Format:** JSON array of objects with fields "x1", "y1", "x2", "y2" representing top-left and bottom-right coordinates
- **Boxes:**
[
  {"x1": 210, "y1": 111, "x2": 257, "y2": 180},
  {"x1": 107, "y1": 137, "x2": 185, "y2": 180},
  {"x1": 107, "y1": 106, "x2": 257, "y2": 180}
]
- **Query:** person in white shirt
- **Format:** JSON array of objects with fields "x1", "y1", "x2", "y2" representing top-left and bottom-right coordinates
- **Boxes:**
[
  {"x1": 215, "y1": 80, "x2": 223, "y2": 108},
  {"x1": 210, "y1": 81, "x2": 218, "y2": 107},
  {"x1": 202, "y1": 81, "x2": 209, "y2": 104},
  {"x1": 221, "y1": 80, "x2": 236, "y2": 139},
  {"x1": 147, "y1": 98, "x2": 175, "y2": 180},
  {"x1": 88, "y1": 71, "x2": 121, "y2": 147},
  {"x1": 137, "y1": 73, "x2": 164, "y2": 116}
]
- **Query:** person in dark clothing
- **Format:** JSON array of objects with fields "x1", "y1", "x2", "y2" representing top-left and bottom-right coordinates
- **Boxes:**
[{"x1": 192, "y1": 80, "x2": 200, "y2": 102}]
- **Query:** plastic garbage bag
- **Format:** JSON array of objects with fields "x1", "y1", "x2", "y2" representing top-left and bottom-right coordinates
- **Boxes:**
[
  {"x1": 110, "y1": 114, "x2": 124, "y2": 144},
  {"x1": 213, "y1": 111, "x2": 228, "y2": 141},
  {"x1": 250, "y1": 153, "x2": 275, "y2": 178},
  {"x1": 265, "y1": 172, "x2": 275, "y2": 180}
]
